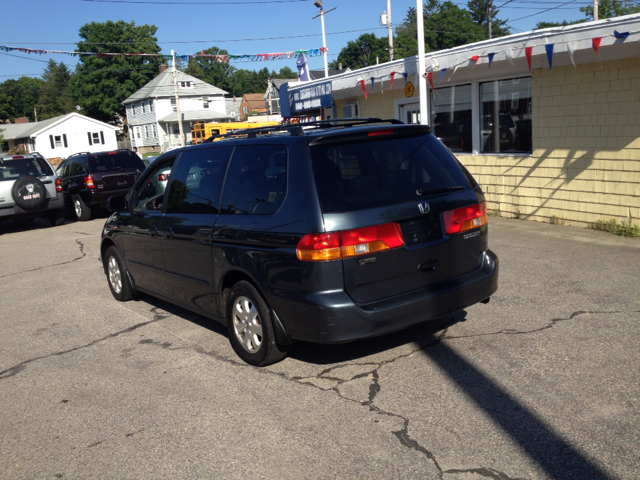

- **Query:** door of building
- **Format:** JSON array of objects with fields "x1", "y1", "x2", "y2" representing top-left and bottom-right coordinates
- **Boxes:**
[{"x1": 399, "y1": 103, "x2": 421, "y2": 124}]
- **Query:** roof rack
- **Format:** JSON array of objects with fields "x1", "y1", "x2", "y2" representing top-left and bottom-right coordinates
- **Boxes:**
[{"x1": 202, "y1": 118, "x2": 405, "y2": 143}]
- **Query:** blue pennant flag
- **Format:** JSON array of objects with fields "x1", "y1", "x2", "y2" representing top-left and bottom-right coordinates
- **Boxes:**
[
  {"x1": 488, "y1": 53, "x2": 495, "y2": 69},
  {"x1": 614, "y1": 30, "x2": 629, "y2": 39},
  {"x1": 402, "y1": 72, "x2": 408, "y2": 83},
  {"x1": 545, "y1": 44, "x2": 554, "y2": 71},
  {"x1": 439, "y1": 69, "x2": 447, "y2": 82},
  {"x1": 371, "y1": 77, "x2": 375, "y2": 91}
]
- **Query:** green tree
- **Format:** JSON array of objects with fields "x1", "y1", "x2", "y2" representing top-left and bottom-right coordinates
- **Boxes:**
[
  {"x1": 37, "y1": 60, "x2": 76, "y2": 120},
  {"x1": 580, "y1": 0, "x2": 640, "y2": 19},
  {"x1": 184, "y1": 46, "x2": 237, "y2": 92},
  {"x1": 276, "y1": 66, "x2": 296, "y2": 78},
  {"x1": 0, "y1": 93, "x2": 15, "y2": 122},
  {"x1": 69, "y1": 20, "x2": 162, "y2": 124},
  {"x1": 329, "y1": 33, "x2": 390, "y2": 70},
  {"x1": 467, "y1": 0, "x2": 510, "y2": 38},
  {"x1": 535, "y1": 20, "x2": 584, "y2": 29},
  {"x1": 0, "y1": 77, "x2": 44, "y2": 121}
]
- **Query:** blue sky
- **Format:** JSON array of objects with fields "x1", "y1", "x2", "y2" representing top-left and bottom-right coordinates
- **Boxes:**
[{"x1": 0, "y1": 0, "x2": 589, "y2": 81}]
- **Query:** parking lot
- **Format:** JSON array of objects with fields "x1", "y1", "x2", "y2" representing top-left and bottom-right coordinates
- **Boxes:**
[{"x1": 1, "y1": 214, "x2": 639, "y2": 479}]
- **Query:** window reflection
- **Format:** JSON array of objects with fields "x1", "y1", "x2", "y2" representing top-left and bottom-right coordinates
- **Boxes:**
[{"x1": 430, "y1": 84, "x2": 472, "y2": 153}]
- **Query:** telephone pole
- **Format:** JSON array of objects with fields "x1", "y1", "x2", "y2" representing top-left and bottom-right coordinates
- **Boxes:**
[
  {"x1": 171, "y1": 50, "x2": 185, "y2": 148},
  {"x1": 594, "y1": 0, "x2": 599, "y2": 20},
  {"x1": 386, "y1": 0, "x2": 394, "y2": 61},
  {"x1": 488, "y1": 0, "x2": 493, "y2": 39}
]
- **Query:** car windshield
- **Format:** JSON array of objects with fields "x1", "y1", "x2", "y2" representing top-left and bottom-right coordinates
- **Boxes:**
[
  {"x1": 310, "y1": 133, "x2": 472, "y2": 213},
  {"x1": 89, "y1": 152, "x2": 145, "y2": 172},
  {"x1": 0, "y1": 157, "x2": 54, "y2": 181}
]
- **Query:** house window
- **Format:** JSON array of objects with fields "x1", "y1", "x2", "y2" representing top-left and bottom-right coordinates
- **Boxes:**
[
  {"x1": 203, "y1": 98, "x2": 209, "y2": 109},
  {"x1": 92, "y1": 133, "x2": 100, "y2": 144},
  {"x1": 430, "y1": 84, "x2": 472, "y2": 153},
  {"x1": 149, "y1": 100, "x2": 154, "y2": 112},
  {"x1": 479, "y1": 77, "x2": 532, "y2": 154},
  {"x1": 342, "y1": 102, "x2": 359, "y2": 119},
  {"x1": 54, "y1": 136, "x2": 63, "y2": 148},
  {"x1": 132, "y1": 104, "x2": 137, "y2": 116},
  {"x1": 172, "y1": 124, "x2": 180, "y2": 135},
  {"x1": 179, "y1": 81, "x2": 192, "y2": 88},
  {"x1": 136, "y1": 127, "x2": 141, "y2": 139},
  {"x1": 152, "y1": 124, "x2": 157, "y2": 138},
  {"x1": 141, "y1": 102, "x2": 146, "y2": 114},
  {"x1": 171, "y1": 98, "x2": 177, "y2": 112},
  {"x1": 242, "y1": 106, "x2": 249, "y2": 114}
]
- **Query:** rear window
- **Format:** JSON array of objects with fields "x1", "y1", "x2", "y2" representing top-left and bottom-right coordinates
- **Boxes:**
[
  {"x1": 0, "y1": 157, "x2": 54, "y2": 181},
  {"x1": 310, "y1": 133, "x2": 472, "y2": 213},
  {"x1": 88, "y1": 151, "x2": 145, "y2": 173}
]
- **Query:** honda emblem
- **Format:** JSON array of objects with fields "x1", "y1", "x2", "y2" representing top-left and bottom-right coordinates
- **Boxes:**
[{"x1": 418, "y1": 202, "x2": 430, "y2": 214}]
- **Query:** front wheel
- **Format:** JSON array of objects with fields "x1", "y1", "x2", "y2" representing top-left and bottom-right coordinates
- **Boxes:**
[
  {"x1": 227, "y1": 281, "x2": 288, "y2": 366},
  {"x1": 73, "y1": 194, "x2": 91, "y2": 221},
  {"x1": 104, "y1": 246, "x2": 136, "y2": 301}
]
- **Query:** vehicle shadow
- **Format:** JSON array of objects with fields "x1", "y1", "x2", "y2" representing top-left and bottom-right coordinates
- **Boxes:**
[{"x1": 0, "y1": 216, "x2": 60, "y2": 234}]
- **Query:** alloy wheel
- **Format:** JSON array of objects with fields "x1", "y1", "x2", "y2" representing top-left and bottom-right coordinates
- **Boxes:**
[
  {"x1": 107, "y1": 256, "x2": 123, "y2": 294},
  {"x1": 232, "y1": 296, "x2": 263, "y2": 353}
]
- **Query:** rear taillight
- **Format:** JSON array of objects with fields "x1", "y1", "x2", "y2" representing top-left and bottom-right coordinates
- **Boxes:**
[
  {"x1": 443, "y1": 202, "x2": 487, "y2": 235},
  {"x1": 158, "y1": 174, "x2": 168, "y2": 182},
  {"x1": 368, "y1": 129, "x2": 394, "y2": 137},
  {"x1": 297, "y1": 223, "x2": 404, "y2": 262},
  {"x1": 55, "y1": 178, "x2": 62, "y2": 193},
  {"x1": 84, "y1": 175, "x2": 95, "y2": 189},
  {"x1": 12, "y1": 155, "x2": 25, "y2": 159}
]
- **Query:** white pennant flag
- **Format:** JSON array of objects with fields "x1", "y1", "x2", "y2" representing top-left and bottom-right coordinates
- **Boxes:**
[
  {"x1": 504, "y1": 48, "x2": 517, "y2": 67},
  {"x1": 449, "y1": 64, "x2": 460, "y2": 81},
  {"x1": 567, "y1": 41, "x2": 577, "y2": 69}
]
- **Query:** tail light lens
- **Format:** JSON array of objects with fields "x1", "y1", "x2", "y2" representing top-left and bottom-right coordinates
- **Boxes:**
[
  {"x1": 158, "y1": 174, "x2": 168, "y2": 182},
  {"x1": 84, "y1": 175, "x2": 95, "y2": 189},
  {"x1": 443, "y1": 202, "x2": 487, "y2": 235},
  {"x1": 297, "y1": 223, "x2": 404, "y2": 262},
  {"x1": 55, "y1": 178, "x2": 62, "y2": 193}
]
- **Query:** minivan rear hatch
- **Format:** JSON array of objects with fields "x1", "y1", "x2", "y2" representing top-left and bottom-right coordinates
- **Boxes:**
[{"x1": 309, "y1": 126, "x2": 487, "y2": 305}]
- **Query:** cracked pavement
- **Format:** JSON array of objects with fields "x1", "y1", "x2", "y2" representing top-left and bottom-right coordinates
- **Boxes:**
[{"x1": 0, "y1": 215, "x2": 639, "y2": 479}]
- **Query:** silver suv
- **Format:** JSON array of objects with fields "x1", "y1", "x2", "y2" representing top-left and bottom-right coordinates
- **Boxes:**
[{"x1": 0, "y1": 153, "x2": 65, "y2": 226}]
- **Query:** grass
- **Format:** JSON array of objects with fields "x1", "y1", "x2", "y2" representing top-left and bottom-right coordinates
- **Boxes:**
[
  {"x1": 549, "y1": 215, "x2": 564, "y2": 225},
  {"x1": 590, "y1": 218, "x2": 640, "y2": 237}
]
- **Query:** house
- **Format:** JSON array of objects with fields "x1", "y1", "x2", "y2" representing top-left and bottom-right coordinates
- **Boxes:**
[
  {"x1": 225, "y1": 97, "x2": 242, "y2": 121},
  {"x1": 281, "y1": 14, "x2": 640, "y2": 229},
  {"x1": 264, "y1": 78, "x2": 298, "y2": 114},
  {"x1": 239, "y1": 94, "x2": 268, "y2": 118},
  {"x1": 0, "y1": 113, "x2": 118, "y2": 165},
  {"x1": 308, "y1": 67, "x2": 351, "y2": 80},
  {"x1": 123, "y1": 66, "x2": 231, "y2": 153}
]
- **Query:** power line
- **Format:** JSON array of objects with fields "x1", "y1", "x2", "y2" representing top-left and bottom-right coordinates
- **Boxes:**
[
  {"x1": 509, "y1": 0, "x2": 580, "y2": 21},
  {"x1": 83, "y1": 0, "x2": 310, "y2": 3}
]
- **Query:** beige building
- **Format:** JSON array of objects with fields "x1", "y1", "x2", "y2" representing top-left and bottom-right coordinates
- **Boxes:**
[{"x1": 283, "y1": 14, "x2": 640, "y2": 229}]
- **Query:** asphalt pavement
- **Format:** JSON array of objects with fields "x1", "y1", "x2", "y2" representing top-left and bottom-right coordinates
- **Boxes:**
[{"x1": 0, "y1": 214, "x2": 638, "y2": 479}]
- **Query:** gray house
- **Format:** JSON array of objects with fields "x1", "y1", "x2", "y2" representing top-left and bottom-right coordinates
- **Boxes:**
[{"x1": 123, "y1": 66, "x2": 231, "y2": 153}]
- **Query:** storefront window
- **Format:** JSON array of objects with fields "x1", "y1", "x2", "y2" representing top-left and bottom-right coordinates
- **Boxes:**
[
  {"x1": 480, "y1": 77, "x2": 532, "y2": 154},
  {"x1": 430, "y1": 84, "x2": 472, "y2": 153}
]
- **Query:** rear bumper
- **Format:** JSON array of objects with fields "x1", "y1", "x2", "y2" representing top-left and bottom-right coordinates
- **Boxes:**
[
  {"x1": 272, "y1": 250, "x2": 499, "y2": 344},
  {"x1": 77, "y1": 188, "x2": 132, "y2": 207},
  {"x1": 0, "y1": 192, "x2": 65, "y2": 219}
]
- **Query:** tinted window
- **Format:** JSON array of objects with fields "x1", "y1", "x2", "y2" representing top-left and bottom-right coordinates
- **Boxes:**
[
  {"x1": 134, "y1": 157, "x2": 176, "y2": 212},
  {"x1": 89, "y1": 151, "x2": 145, "y2": 173},
  {"x1": 0, "y1": 157, "x2": 54, "y2": 181},
  {"x1": 220, "y1": 145, "x2": 288, "y2": 215},
  {"x1": 310, "y1": 134, "x2": 471, "y2": 213},
  {"x1": 166, "y1": 147, "x2": 233, "y2": 215},
  {"x1": 69, "y1": 159, "x2": 86, "y2": 176}
]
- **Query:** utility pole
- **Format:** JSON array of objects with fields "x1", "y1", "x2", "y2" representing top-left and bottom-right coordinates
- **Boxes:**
[
  {"x1": 313, "y1": 1, "x2": 336, "y2": 78},
  {"x1": 267, "y1": 77, "x2": 272, "y2": 115},
  {"x1": 171, "y1": 50, "x2": 185, "y2": 148},
  {"x1": 386, "y1": 0, "x2": 394, "y2": 61},
  {"x1": 594, "y1": 0, "x2": 599, "y2": 20},
  {"x1": 488, "y1": 0, "x2": 493, "y2": 39},
  {"x1": 33, "y1": 106, "x2": 38, "y2": 123},
  {"x1": 416, "y1": 0, "x2": 427, "y2": 125}
]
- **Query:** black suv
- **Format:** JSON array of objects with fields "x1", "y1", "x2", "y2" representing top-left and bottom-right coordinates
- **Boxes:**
[
  {"x1": 57, "y1": 149, "x2": 145, "y2": 221},
  {"x1": 100, "y1": 119, "x2": 499, "y2": 366}
]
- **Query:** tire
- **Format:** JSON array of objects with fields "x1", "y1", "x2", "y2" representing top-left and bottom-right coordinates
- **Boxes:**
[
  {"x1": 11, "y1": 176, "x2": 47, "y2": 210},
  {"x1": 48, "y1": 209, "x2": 65, "y2": 226},
  {"x1": 227, "y1": 281, "x2": 288, "y2": 366},
  {"x1": 104, "y1": 246, "x2": 135, "y2": 301},
  {"x1": 73, "y1": 194, "x2": 92, "y2": 221}
]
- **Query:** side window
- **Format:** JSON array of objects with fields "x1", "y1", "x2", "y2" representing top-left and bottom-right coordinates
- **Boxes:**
[
  {"x1": 69, "y1": 159, "x2": 86, "y2": 176},
  {"x1": 220, "y1": 145, "x2": 288, "y2": 215},
  {"x1": 165, "y1": 147, "x2": 233, "y2": 215},
  {"x1": 134, "y1": 157, "x2": 176, "y2": 212}
]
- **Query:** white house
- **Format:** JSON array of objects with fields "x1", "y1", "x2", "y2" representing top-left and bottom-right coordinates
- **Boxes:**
[
  {"x1": 123, "y1": 66, "x2": 231, "y2": 152},
  {"x1": 0, "y1": 113, "x2": 118, "y2": 164}
]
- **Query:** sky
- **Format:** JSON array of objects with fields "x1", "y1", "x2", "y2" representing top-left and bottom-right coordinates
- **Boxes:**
[{"x1": 0, "y1": 0, "x2": 590, "y2": 81}]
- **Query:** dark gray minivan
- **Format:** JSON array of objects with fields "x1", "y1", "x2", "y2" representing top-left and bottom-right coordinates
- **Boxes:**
[{"x1": 101, "y1": 119, "x2": 498, "y2": 366}]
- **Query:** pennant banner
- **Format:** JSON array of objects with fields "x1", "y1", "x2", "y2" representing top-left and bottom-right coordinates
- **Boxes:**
[
  {"x1": 427, "y1": 72, "x2": 435, "y2": 91},
  {"x1": 545, "y1": 44, "x2": 554, "y2": 71},
  {"x1": 592, "y1": 37, "x2": 602, "y2": 54},
  {"x1": 439, "y1": 69, "x2": 447, "y2": 82},
  {"x1": 488, "y1": 53, "x2": 495, "y2": 70},
  {"x1": 389, "y1": 71, "x2": 395, "y2": 89},
  {"x1": 525, "y1": 46, "x2": 533, "y2": 73},
  {"x1": 359, "y1": 79, "x2": 368, "y2": 100},
  {"x1": 567, "y1": 41, "x2": 577, "y2": 69}
]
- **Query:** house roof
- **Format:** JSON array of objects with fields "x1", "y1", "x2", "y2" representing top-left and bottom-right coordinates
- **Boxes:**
[
  {"x1": 0, "y1": 113, "x2": 117, "y2": 140},
  {"x1": 309, "y1": 68, "x2": 351, "y2": 80},
  {"x1": 122, "y1": 67, "x2": 228, "y2": 105},
  {"x1": 242, "y1": 94, "x2": 267, "y2": 110}
]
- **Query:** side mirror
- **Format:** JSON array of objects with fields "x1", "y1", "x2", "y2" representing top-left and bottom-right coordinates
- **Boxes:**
[{"x1": 106, "y1": 196, "x2": 127, "y2": 212}]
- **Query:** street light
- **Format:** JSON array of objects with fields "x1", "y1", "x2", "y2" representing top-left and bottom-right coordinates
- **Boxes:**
[{"x1": 312, "y1": 1, "x2": 336, "y2": 78}]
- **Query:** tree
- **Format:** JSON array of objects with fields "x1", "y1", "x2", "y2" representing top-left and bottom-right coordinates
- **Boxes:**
[
  {"x1": 69, "y1": 20, "x2": 162, "y2": 124},
  {"x1": 184, "y1": 46, "x2": 237, "y2": 92},
  {"x1": 0, "y1": 93, "x2": 15, "y2": 122},
  {"x1": 276, "y1": 66, "x2": 296, "y2": 78},
  {"x1": 329, "y1": 33, "x2": 390, "y2": 70},
  {"x1": 580, "y1": 0, "x2": 640, "y2": 19},
  {"x1": 467, "y1": 0, "x2": 510, "y2": 38},
  {"x1": 0, "y1": 77, "x2": 44, "y2": 121},
  {"x1": 37, "y1": 60, "x2": 76, "y2": 120}
]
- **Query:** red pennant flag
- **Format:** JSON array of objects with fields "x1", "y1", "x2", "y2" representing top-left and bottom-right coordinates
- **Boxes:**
[
  {"x1": 525, "y1": 46, "x2": 533, "y2": 73},
  {"x1": 359, "y1": 79, "x2": 367, "y2": 99},
  {"x1": 427, "y1": 72, "x2": 435, "y2": 91},
  {"x1": 592, "y1": 37, "x2": 602, "y2": 54},
  {"x1": 389, "y1": 71, "x2": 395, "y2": 89},
  {"x1": 470, "y1": 55, "x2": 479, "y2": 69}
]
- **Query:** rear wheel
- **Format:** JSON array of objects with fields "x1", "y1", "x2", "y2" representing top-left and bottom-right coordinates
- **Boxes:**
[
  {"x1": 227, "y1": 281, "x2": 288, "y2": 366},
  {"x1": 104, "y1": 246, "x2": 135, "y2": 301},
  {"x1": 73, "y1": 194, "x2": 91, "y2": 221}
]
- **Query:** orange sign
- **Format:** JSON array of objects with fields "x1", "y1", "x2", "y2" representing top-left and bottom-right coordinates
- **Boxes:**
[{"x1": 404, "y1": 82, "x2": 414, "y2": 98}]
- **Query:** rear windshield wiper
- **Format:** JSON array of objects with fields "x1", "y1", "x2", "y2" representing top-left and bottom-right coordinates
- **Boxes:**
[{"x1": 416, "y1": 186, "x2": 466, "y2": 196}]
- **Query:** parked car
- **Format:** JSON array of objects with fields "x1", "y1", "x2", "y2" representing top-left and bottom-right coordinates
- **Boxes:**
[
  {"x1": 100, "y1": 119, "x2": 499, "y2": 366},
  {"x1": 0, "y1": 153, "x2": 65, "y2": 226},
  {"x1": 57, "y1": 149, "x2": 145, "y2": 221}
]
